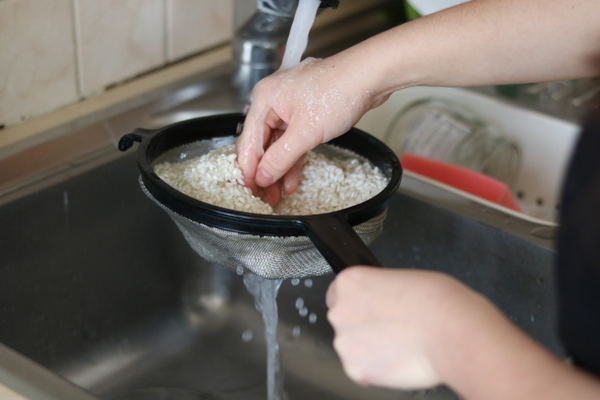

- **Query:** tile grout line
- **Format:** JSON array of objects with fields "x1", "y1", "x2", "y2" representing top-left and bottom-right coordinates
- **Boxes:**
[
  {"x1": 163, "y1": 0, "x2": 171, "y2": 64},
  {"x1": 71, "y1": 0, "x2": 84, "y2": 99}
]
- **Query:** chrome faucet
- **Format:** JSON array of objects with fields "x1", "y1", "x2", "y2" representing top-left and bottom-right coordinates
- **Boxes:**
[{"x1": 232, "y1": 0, "x2": 340, "y2": 102}]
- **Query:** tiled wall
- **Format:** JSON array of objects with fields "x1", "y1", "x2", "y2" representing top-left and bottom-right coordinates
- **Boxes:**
[{"x1": 0, "y1": 0, "x2": 233, "y2": 128}]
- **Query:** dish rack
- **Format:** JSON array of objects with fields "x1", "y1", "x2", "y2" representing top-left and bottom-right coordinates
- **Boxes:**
[{"x1": 356, "y1": 86, "x2": 581, "y2": 225}]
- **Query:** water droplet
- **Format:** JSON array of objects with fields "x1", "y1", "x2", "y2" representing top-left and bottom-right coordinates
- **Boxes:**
[
  {"x1": 530, "y1": 315, "x2": 536, "y2": 322},
  {"x1": 292, "y1": 326, "x2": 301, "y2": 337},
  {"x1": 295, "y1": 297, "x2": 304, "y2": 310},
  {"x1": 242, "y1": 329, "x2": 253, "y2": 342},
  {"x1": 304, "y1": 279, "x2": 313, "y2": 288},
  {"x1": 236, "y1": 266, "x2": 244, "y2": 275},
  {"x1": 291, "y1": 278, "x2": 300, "y2": 286},
  {"x1": 308, "y1": 313, "x2": 317, "y2": 323},
  {"x1": 299, "y1": 307, "x2": 308, "y2": 317}
]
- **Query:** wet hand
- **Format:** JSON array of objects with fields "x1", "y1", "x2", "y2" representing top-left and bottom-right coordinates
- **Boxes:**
[{"x1": 236, "y1": 56, "x2": 384, "y2": 206}]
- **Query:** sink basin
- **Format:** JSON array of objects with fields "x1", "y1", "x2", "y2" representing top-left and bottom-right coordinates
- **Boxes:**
[{"x1": 0, "y1": 145, "x2": 560, "y2": 399}]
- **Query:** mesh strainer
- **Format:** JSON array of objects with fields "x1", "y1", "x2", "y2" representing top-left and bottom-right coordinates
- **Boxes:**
[{"x1": 118, "y1": 113, "x2": 402, "y2": 279}]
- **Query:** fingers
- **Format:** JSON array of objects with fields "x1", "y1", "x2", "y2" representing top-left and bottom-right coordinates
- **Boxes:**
[
  {"x1": 326, "y1": 268, "x2": 444, "y2": 389},
  {"x1": 326, "y1": 267, "x2": 371, "y2": 327},
  {"x1": 333, "y1": 335, "x2": 370, "y2": 386},
  {"x1": 237, "y1": 111, "x2": 266, "y2": 196},
  {"x1": 255, "y1": 116, "x2": 323, "y2": 187},
  {"x1": 236, "y1": 108, "x2": 308, "y2": 201}
]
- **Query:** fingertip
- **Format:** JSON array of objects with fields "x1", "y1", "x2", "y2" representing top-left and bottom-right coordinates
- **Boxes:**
[
  {"x1": 283, "y1": 174, "x2": 299, "y2": 195},
  {"x1": 256, "y1": 167, "x2": 274, "y2": 187},
  {"x1": 325, "y1": 281, "x2": 337, "y2": 308},
  {"x1": 262, "y1": 181, "x2": 282, "y2": 208}
]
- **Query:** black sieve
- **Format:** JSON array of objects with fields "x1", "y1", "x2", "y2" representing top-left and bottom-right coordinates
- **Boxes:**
[{"x1": 118, "y1": 113, "x2": 402, "y2": 279}]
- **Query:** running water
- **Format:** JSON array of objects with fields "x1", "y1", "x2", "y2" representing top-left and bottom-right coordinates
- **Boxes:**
[
  {"x1": 280, "y1": 0, "x2": 321, "y2": 70},
  {"x1": 243, "y1": 273, "x2": 287, "y2": 400},
  {"x1": 243, "y1": 2, "x2": 321, "y2": 399}
]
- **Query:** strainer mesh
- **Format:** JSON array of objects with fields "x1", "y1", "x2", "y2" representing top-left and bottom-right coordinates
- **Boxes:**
[{"x1": 141, "y1": 179, "x2": 387, "y2": 279}]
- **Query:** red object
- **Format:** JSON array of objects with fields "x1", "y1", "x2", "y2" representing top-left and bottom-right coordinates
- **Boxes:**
[{"x1": 400, "y1": 153, "x2": 521, "y2": 212}]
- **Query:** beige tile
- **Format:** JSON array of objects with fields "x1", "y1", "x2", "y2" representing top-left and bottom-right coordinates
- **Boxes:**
[
  {"x1": 166, "y1": 0, "x2": 233, "y2": 62},
  {"x1": 0, "y1": 0, "x2": 78, "y2": 128},
  {"x1": 75, "y1": 0, "x2": 165, "y2": 96}
]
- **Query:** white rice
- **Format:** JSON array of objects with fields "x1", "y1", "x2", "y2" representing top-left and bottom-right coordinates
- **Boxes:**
[{"x1": 154, "y1": 144, "x2": 388, "y2": 215}]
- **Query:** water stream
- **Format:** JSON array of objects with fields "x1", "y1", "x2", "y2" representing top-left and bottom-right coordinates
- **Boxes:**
[
  {"x1": 280, "y1": 0, "x2": 321, "y2": 70},
  {"x1": 243, "y1": 2, "x2": 321, "y2": 399},
  {"x1": 243, "y1": 274, "x2": 287, "y2": 400}
]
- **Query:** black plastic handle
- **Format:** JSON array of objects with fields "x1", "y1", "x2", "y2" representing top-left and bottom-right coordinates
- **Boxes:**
[{"x1": 302, "y1": 214, "x2": 381, "y2": 273}]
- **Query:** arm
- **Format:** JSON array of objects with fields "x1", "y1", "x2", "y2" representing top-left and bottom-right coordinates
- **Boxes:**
[
  {"x1": 237, "y1": 0, "x2": 600, "y2": 202},
  {"x1": 326, "y1": 267, "x2": 600, "y2": 399},
  {"x1": 359, "y1": 0, "x2": 600, "y2": 95}
]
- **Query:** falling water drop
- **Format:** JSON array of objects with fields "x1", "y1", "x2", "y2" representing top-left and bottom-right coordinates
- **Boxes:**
[{"x1": 242, "y1": 329, "x2": 253, "y2": 342}]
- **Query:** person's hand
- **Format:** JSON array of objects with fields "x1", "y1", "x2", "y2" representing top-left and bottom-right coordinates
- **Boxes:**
[
  {"x1": 327, "y1": 266, "x2": 600, "y2": 398},
  {"x1": 236, "y1": 56, "x2": 389, "y2": 206},
  {"x1": 325, "y1": 266, "x2": 512, "y2": 391}
]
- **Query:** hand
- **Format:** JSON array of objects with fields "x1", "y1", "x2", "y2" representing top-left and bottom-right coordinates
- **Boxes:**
[
  {"x1": 236, "y1": 56, "x2": 388, "y2": 206},
  {"x1": 325, "y1": 266, "x2": 504, "y2": 391}
]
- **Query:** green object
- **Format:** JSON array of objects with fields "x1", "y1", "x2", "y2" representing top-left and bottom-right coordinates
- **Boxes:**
[
  {"x1": 497, "y1": 84, "x2": 520, "y2": 98},
  {"x1": 404, "y1": 1, "x2": 421, "y2": 20}
]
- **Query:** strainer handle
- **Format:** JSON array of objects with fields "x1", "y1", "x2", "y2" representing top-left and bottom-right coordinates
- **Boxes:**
[{"x1": 302, "y1": 214, "x2": 381, "y2": 273}]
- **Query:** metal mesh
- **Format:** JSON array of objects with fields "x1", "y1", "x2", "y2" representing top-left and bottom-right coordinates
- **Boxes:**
[{"x1": 141, "y1": 179, "x2": 387, "y2": 279}]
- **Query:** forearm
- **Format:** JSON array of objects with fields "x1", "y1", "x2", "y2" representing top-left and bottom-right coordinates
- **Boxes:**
[
  {"x1": 332, "y1": 0, "x2": 600, "y2": 100},
  {"x1": 432, "y1": 293, "x2": 600, "y2": 399}
]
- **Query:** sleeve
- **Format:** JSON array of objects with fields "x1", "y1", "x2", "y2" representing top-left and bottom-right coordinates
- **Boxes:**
[{"x1": 557, "y1": 108, "x2": 600, "y2": 376}]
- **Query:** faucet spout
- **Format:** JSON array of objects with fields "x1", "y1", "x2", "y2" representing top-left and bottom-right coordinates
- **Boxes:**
[{"x1": 232, "y1": 0, "x2": 340, "y2": 103}]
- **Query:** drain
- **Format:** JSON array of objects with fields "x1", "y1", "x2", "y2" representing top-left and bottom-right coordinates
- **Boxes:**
[{"x1": 109, "y1": 387, "x2": 220, "y2": 400}]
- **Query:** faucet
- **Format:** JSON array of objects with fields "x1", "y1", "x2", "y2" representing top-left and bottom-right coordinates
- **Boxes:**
[{"x1": 232, "y1": 0, "x2": 340, "y2": 102}]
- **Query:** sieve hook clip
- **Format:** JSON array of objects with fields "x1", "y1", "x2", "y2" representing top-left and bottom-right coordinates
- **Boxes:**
[{"x1": 118, "y1": 128, "x2": 158, "y2": 152}]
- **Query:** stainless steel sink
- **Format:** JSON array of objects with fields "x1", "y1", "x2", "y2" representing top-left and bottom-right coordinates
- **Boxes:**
[{"x1": 0, "y1": 140, "x2": 560, "y2": 400}]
